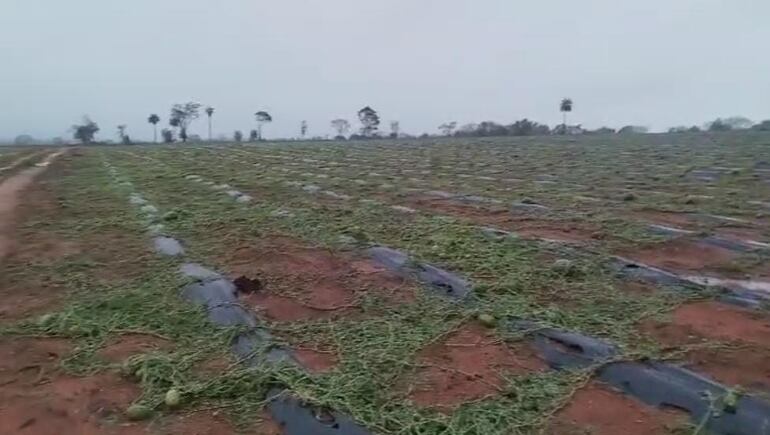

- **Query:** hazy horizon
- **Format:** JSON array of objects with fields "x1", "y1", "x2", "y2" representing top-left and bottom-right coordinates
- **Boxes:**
[{"x1": 2, "y1": 0, "x2": 769, "y2": 142}]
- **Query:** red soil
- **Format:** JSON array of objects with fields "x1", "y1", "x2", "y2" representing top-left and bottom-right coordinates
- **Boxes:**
[
  {"x1": 631, "y1": 210, "x2": 698, "y2": 229},
  {"x1": 0, "y1": 337, "x2": 144, "y2": 435},
  {"x1": 642, "y1": 301, "x2": 770, "y2": 392},
  {"x1": 683, "y1": 346, "x2": 770, "y2": 392},
  {"x1": 622, "y1": 239, "x2": 738, "y2": 272},
  {"x1": 194, "y1": 354, "x2": 235, "y2": 377},
  {"x1": 228, "y1": 236, "x2": 413, "y2": 322},
  {"x1": 409, "y1": 323, "x2": 545, "y2": 410},
  {"x1": 548, "y1": 383, "x2": 688, "y2": 435},
  {"x1": 402, "y1": 195, "x2": 601, "y2": 243},
  {"x1": 242, "y1": 293, "x2": 339, "y2": 322},
  {"x1": 0, "y1": 278, "x2": 67, "y2": 324},
  {"x1": 98, "y1": 333, "x2": 173, "y2": 363},
  {"x1": 0, "y1": 153, "x2": 57, "y2": 262},
  {"x1": 292, "y1": 347, "x2": 339, "y2": 374},
  {"x1": 642, "y1": 301, "x2": 770, "y2": 348},
  {"x1": 160, "y1": 410, "x2": 282, "y2": 435}
]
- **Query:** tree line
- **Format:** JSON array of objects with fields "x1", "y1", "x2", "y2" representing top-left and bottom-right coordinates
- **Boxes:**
[{"x1": 65, "y1": 98, "x2": 770, "y2": 145}]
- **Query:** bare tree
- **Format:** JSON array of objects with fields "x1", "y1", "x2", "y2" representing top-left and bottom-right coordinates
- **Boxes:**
[
  {"x1": 117, "y1": 124, "x2": 127, "y2": 140},
  {"x1": 117, "y1": 124, "x2": 131, "y2": 144},
  {"x1": 331, "y1": 119, "x2": 350, "y2": 138},
  {"x1": 147, "y1": 114, "x2": 160, "y2": 143},
  {"x1": 205, "y1": 106, "x2": 215, "y2": 141},
  {"x1": 254, "y1": 111, "x2": 272, "y2": 140},
  {"x1": 169, "y1": 102, "x2": 201, "y2": 143}
]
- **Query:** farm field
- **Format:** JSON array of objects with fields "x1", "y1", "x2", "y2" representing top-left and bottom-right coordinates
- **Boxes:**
[{"x1": 1, "y1": 133, "x2": 770, "y2": 434}]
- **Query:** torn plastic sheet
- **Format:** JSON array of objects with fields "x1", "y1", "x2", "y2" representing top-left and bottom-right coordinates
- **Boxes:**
[
  {"x1": 610, "y1": 257, "x2": 767, "y2": 309},
  {"x1": 266, "y1": 389, "x2": 370, "y2": 435},
  {"x1": 510, "y1": 321, "x2": 770, "y2": 435},
  {"x1": 367, "y1": 246, "x2": 471, "y2": 300},
  {"x1": 178, "y1": 263, "x2": 372, "y2": 434}
]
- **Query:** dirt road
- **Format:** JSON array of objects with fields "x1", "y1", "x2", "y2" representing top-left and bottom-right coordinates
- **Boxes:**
[{"x1": 0, "y1": 150, "x2": 64, "y2": 261}]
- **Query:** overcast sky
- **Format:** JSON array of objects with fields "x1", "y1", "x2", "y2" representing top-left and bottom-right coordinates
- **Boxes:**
[{"x1": 1, "y1": 0, "x2": 769, "y2": 141}]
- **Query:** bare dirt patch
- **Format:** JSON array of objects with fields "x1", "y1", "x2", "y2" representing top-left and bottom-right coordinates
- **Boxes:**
[
  {"x1": 0, "y1": 163, "x2": 52, "y2": 262},
  {"x1": 621, "y1": 239, "x2": 739, "y2": 273},
  {"x1": 631, "y1": 210, "x2": 699, "y2": 229},
  {"x1": 642, "y1": 301, "x2": 770, "y2": 348},
  {"x1": 194, "y1": 354, "x2": 235, "y2": 377},
  {"x1": 408, "y1": 322, "x2": 545, "y2": 410},
  {"x1": 292, "y1": 347, "x2": 339, "y2": 374},
  {"x1": 403, "y1": 195, "x2": 601, "y2": 242},
  {"x1": 641, "y1": 301, "x2": 770, "y2": 393},
  {"x1": 227, "y1": 236, "x2": 414, "y2": 322},
  {"x1": 98, "y1": 333, "x2": 174, "y2": 363},
  {"x1": 0, "y1": 336, "x2": 144, "y2": 435},
  {"x1": 547, "y1": 382, "x2": 688, "y2": 435},
  {"x1": 682, "y1": 346, "x2": 770, "y2": 392},
  {"x1": 242, "y1": 293, "x2": 339, "y2": 322},
  {"x1": 159, "y1": 409, "x2": 282, "y2": 435},
  {"x1": 0, "y1": 277, "x2": 68, "y2": 324}
]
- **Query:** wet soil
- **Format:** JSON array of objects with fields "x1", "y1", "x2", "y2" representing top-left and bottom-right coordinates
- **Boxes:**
[
  {"x1": 642, "y1": 301, "x2": 770, "y2": 348},
  {"x1": 227, "y1": 236, "x2": 414, "y2": 322},
  {"x1": 621, "y1": 239, "x2": 739, "y2": 273},
  {"x1": 408, "y1": 322, "x2": 545, "y2": 410},
  {"x1": 641, "y1": 301, "x2": 770, "y2": 393},
  {"x1": 0, "y1": 336, "x2": 144, "y2": 435},
  {"x1": 548, "y1": 382, "x2": 689, "y2": 435}
]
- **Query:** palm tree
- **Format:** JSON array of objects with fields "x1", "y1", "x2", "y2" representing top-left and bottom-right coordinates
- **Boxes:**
[
  {"x1": 255, "y1": 111, "x2": 272, "y2": 140},
  {"x1": 560, "y1": 98, "x2": 573, "y2": 134},
  {"x1": 205, "y1": 107, "x2": 215, "y2": 141},
  {"x1": 147, "y1": 114, "x2": 160, "y2": 143}
]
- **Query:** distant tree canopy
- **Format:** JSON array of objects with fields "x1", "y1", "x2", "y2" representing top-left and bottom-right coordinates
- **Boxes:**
[
  {"x1": 707, "y1": 117, "x2": 753, "y2": 132},
  {"x1": 453, "y1": 119, "x2": 550, "y2": 137},
  {"x1": 233, "y1": 130, "x2": 243, "y2": 142},
  {"x1": 300, "y1": 120, "x2": 308, "y2": 138},
  {"x1": 707, "y1": 119, "x2": 732, "y2": 132},
  {"x1": 438, "y1": 122, "x2": 457, "y2": 136},
  {"x1": 618, "y1": 125, "x2": 649, "y2": 134},
  {"x1": 14, "y1": 134, "x2": 35, "y2": 145},
  {"x1": 357, "y1": 106, "x2": 380, "y2": 137},
  {"x1": 72, "y1": 116, "x2": 100, "y2": 144},
  {"x1": 752, "y1": 120, "x2": 770, "y2": 131},
  {"x1": 161, "y1": 128, "x2": 175, "y2": 143},
  {"x1": 590, "y1": 127, "x2": 616, "y2": 134},
  {"x1": 170, "y1": 102, "x2": 201, "y2": 143},
  {"x1": 668, "y1": 126, "x2": 690, "y2": 133},
  {"x1": 249, "y1": 129, "x2": 259, "y2": 142}
]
